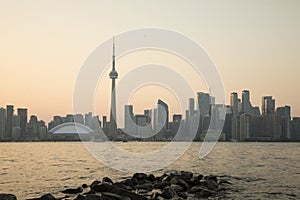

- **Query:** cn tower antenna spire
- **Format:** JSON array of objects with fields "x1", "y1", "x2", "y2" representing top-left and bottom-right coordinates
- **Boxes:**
[{"x1": 112, "y1": 36, "x2": 115, "y2": 71}]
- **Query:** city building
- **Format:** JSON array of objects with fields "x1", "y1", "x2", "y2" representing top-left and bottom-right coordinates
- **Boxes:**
[
  {"x1": 230, "y1": 92, "x2": 239, "y2": 115},
  {"x1": 242, "y1": 90, "x2": 251, "y2": 113},
  {"x1": 262, "y1": 96, "x2": 275, "y2": 115},
  {"x1": 17, "y1": 108, "x2": 27, "y2": 139},
  {"x1": 6, "y1": 105, "x2": 14, "y2": 138},
  {"x1": 197, "y1": 92, "x2": 210, "y2": 116},
  {"x1": 0, "y1": 107, "x2": 6, "y2": 139}
]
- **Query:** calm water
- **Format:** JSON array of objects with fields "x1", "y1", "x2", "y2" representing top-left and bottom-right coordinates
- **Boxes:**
[{"x1": 0, "y1": 142, "x2": 299, "y2": 199}]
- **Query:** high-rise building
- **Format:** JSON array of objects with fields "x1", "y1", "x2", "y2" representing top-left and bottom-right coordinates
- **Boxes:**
[
  {"x1": 276, "y1": 105, "x2": 291, "y2": 118},
  {"x1": 242, "y1": 90, "x2": 251, "y2": 113},
  {"x1": 17, "y1": 108, "x2": 27, "y2": 139},
  {"x1": 6, "y1": 105, "x2": 14, "y2": 138},
  {"x1": 262, "y1": 96, "x2": 275, "y2": 115},
  {"x1": 230, "y1": 92, "x2": 238, "y2": 115},
  {"x1": 124, "y1": 105, "x2": 134, "y2": 132},
  {"x1": 188, "y1": 98, "x2": 195, "y2": 117},
  {"x1": 85, "y1": 112, "x2": 93, "y2": 128},
  {"x1": 109, "y1": 38, "x2": 118, "y2": 138},
  {"x1": 157, "y1": 99, "x2": 169, "y2": 131},
  {"x1": 0, "y1": 107, "x2": 6, "y2": 139},
  {"x1": 197, "y1": 92, "x2": 210, "y2": 116}
]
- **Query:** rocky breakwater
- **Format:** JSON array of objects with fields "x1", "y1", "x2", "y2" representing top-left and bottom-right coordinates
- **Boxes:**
[{"x1": 0, "y1": 171, "x2": 231, "y2": 200}]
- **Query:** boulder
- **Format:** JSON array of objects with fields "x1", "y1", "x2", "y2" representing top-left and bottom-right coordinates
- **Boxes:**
[
  {"x1": 161, "y1": 187, "x2": 176, "y2": 199},
  {"x1": 61, "y1": 187, "x2": 83, "y2": 194},
  {"x1": 0, "y1": 194, "x2": 17, "y2": 200}
]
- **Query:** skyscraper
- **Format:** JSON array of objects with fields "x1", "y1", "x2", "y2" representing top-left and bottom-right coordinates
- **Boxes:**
[
  {"x1": 124, "y1": 105, "x2": 134, "y2": 132},
  {"x1": 0, "y1": 107, "x2": 6, "y2": 139},
  {"x1": 262, "y1": 96, "x2": 275, "y2": 115},
  {"x1": 157, "y1": 99, "x2": 169, "y2": 131},
  {"x1": 242, "y1": 90, "x2": 251, "y2": 113},
  {"x1": 230, "y1": 92, "x2": 238, "y2": 115},
  {"x1": 17, "y1": 108, "x2": 27, "y2": 139},
  {"x1": 188, "y1": 98, "x2": 195, "y2": 117},
  {"x1": 197, "y1": 92, "x2": 210, "y2": 116},
  {"x1": 109, "y1": 38, "x2": 118, "y2": 138},
  {"x1": 6, "y1": 105, "x2": 13, "y2": 138}
]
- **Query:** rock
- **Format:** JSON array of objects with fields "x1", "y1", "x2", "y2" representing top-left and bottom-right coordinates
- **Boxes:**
[
  {"x1": 27, "y1": 193, "x2": 56, "y2": 200},
  {"x1": 206, "y1": 180, "x2": 219, "y2": 191},
  {"x1": 109, "y1": 187, "x2": 148, "y2": 200},
  {"x1": 82, "y1": 184, "x2": 89, "y2": 189},
  {"x1": 204, "y1": 175, "x2": 218, "y2": 183},
  {"x1": 0, "y1": 194, "x2": 17, "y2": 200},
  {"x1": 170, "y1": 184, "x2": 184, "y2": 192},
  {"x1": 177, "y1": 191, "x2": 188, "y2": 199},
  {"x1": 102, "y1": 177, "x2": 113, "y2": 184},
  {"x1": 146, "y1": 174, "x2": 156, "y2": 182},
  {"x1": 91, "y1": 182, "x2": 114, "y2": 193},
  {"x1": 155, "y1": 181, "x2": 170, "y2": 189},
  {"x1": 176, "y1": 179, "x2": 189, "y2": 191},
  {"x1": 61, "y1": 187, "x2": 83, "y2": 194},
  {"x1": 90, "y1": 180, "x2": 101, "y2": 188},
  {"x1": 132, "y1": 173, "x2": 147, "y2": 180},
  {"x1": 194, "y1": 189, "x2": 214, "y2": 198},
  {"x1": 136, "y1": 183, "x2": 153, "y2": 191},
  {"x1": 74, "y1": 194, "x2": 102, "y2": 200},
  {"x1": 161, "y1": 187, "x2": 176, "y2": 199}
]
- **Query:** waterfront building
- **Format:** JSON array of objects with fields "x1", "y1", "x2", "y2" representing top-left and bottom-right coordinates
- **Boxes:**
[
  {"x1": 0, "y1": 107, "x2": 6, "y2": 139},
  {"x1": 6, "y1": 105, "x2": 14, "y2": 138},
  {"x1": 17, "y1": 108, "x2": 27, "y2": 139},
  {"x1": 230, "y1": 92, "x2": 239, "y2": 115},
  {"x1": 262, "y1": 96, "x2": 275, "y2": 115},
  {"x1": 197, "y1": 92, "x2": 210, "y2": 116},
  {"x1": 242, "y1": 90, "x2": 251, "y2": 113}
]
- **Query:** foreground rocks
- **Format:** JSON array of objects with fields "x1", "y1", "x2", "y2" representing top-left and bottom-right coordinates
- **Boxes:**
[{"x1": 18, "y1": 171, "x2": 231, "y2": 199}]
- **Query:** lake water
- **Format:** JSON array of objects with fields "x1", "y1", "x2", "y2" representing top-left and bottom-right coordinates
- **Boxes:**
[{"x1": 0, "y1": 142, "x2": 299, "y2": 199}]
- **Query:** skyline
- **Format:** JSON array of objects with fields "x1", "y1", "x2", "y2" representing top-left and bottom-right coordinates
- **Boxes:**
[{"x1": 0, "y1": 1, "x2": 300, "y2": 122}]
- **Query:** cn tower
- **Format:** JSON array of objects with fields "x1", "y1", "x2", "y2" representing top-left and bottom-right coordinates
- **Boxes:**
[{"x1": 109, "y1": 37, "x2": 118, "y2": 139}]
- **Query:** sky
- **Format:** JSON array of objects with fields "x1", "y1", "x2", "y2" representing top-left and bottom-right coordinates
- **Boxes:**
[{"x1": 0, "y1": 0, "x2": 299, "y2": 124}]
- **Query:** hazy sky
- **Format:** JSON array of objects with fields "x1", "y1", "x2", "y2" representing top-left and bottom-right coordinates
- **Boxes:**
[{"x1": 0, "y1": 0, "x2": 299, "y2": 123}]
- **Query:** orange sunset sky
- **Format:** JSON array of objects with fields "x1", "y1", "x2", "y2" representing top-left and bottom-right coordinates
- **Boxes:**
[{"x1": 0, "y1": 0, "x2": 299, "y2": 123}]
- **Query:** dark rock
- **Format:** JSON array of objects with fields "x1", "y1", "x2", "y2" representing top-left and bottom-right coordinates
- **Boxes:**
[
  {"x1": 188, "y1": 186, "x2": 206, "y2": 194},
  {"x1": 27, "y1": 193, "x2": 56, "y2": 200},
  {"x1": 136, "y1": 183, "x2": 153, "y2": 191},
  {"x1": 0, "y1": 194, "x2": 17, "y2": 200},
  {"x1": 195, "y1": 189, "x2": 214, "y2": 198},
  {"x1": 177, "y1": 191, "x2": 188, "y2": 199},
  {"x1": 132, "y1": 173, "x2": 147, "y2": 180},
  {"x1": 155, "y1": 181, "x2": 170, "y2": 189},
  {"x1": 90, "y1": 180, "x2": 101, "y2": 188},
  {"x1": 175, "y1": 179, "x2": 189, "y2": 191},
  {"x1": 91, "y1": 183, "x2": 114, "y2": 193},
  {"x1": 82, "y1": 184, "x2": 89, "y2": 189},
  {"x1": 61, "y1": 187, "x2": 83, "y2": 194},
  {"x1": 109, "y1": 187, "x2": 147, "y2": 200},
  {"x1": 74, "y1": 194, "x2": 102, "y2": 200},
  {"x1": 204, "y1": 175, "x2": 218, "y2": 183},
  {"x1": 121, "y1": 179, "x2": 134, "y2": 188},
  {"x1": 161, "y1": 187, "x2": 176, "y2": 199},
  {"x1": 170, "y1": 184, "x2": 184, "y2": 192},
  {"x1": 146, "y1": 174, "x2": 156, "y2": 182},
  {"x1": 206, "y1": 180, "x2": 219, "y2": 191},
  {"x1": 102, "y1": 177, "x2": 113, "y2": 184}
]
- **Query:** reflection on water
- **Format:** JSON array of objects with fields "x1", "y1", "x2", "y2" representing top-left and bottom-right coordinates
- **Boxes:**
[{"x1": 0, "y1": 142, "x2": 299, "y2": 199}]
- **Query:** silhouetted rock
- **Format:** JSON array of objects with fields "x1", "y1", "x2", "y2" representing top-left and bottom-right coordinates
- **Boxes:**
[
  {"x1": 91, "y1": 183, "x2": 114, "y2": 193},
  {"x1": 161, "y1": 187, "x2": 176, "y2": 199},
  {"x1": 132, "y1": 173, "x2": 147, "y2": 180},
  {"x1": 27, "y1": 193, "x2": 56, "y2": 200},
  {"x1": 102, "y1": 177, "x2": 113, "y2": 184},
  {"x1": 0, "y1": 194, "x2": 17, "y2": 200},
  {"x1": 61, "y1": 187, "x2": 83, "y2": 194}
]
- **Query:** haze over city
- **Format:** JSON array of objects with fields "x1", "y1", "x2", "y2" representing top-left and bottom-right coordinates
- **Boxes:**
[{"x1": 0, "y1": 0, "x2": 299, "y2": 123}]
